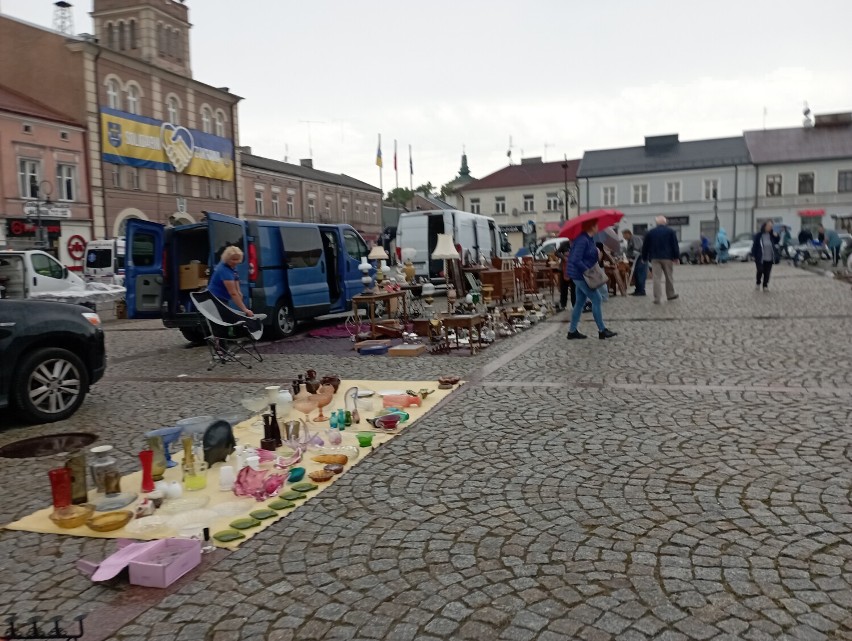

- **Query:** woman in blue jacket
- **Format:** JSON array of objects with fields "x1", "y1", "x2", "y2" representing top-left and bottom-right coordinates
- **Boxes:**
[{"x1": 566, "y1": 220, "x2": 617, "y2": 340}]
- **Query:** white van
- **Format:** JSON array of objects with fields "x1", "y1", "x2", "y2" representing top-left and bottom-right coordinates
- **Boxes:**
[
  {"x1": 395, "y1": 210, "x2": 510, "y2": 281},
  {"x1": 0, "y1": 249, "x2": 86, "y2": 299},
  {"x1": 84, "y1": 238, "x2": 126, "y2": 285}
]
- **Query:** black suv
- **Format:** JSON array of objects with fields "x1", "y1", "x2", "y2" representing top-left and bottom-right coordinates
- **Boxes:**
[{"x1": 0, "y1": 300, "x2": 106, "y2": 423}]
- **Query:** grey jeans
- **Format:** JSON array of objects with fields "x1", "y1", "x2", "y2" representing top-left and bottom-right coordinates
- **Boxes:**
[{"x1": 651, "y1": 259, "x2": 676, "y2": 301}]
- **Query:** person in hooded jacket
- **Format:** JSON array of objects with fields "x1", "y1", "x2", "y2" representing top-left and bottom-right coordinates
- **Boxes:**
[
  {"x1": 715, "y1": 228, "x2": 730, "y2": 264},
  {"x1": 566, "y1": 220, "x2": 617, "y2": 340}
]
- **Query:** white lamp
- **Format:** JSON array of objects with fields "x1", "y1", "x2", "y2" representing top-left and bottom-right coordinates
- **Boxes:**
[
  {"x1": 431, "y1": 234, "x2": 461, "y2": 313},
  {"x1": 368, "y1": 245, "x2": 390, "y2": 289},
  {"x1": 358, "y1": 256, "x2": 372, "y2": 293}
]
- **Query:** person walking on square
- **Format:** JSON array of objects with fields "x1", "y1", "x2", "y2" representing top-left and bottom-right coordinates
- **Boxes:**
[
  {"x1": 640, "y1": 216, "x2": 679, "y2": 304},
  {"x1": 715, "y1": 228, "x2": 730, "y2": 264},
  {"x1": 622, "y1": 229, "x2": 646, "y2": 296},
  {"x1": 557, "y1": 241, "x2": 575, "y2": 311},
  {"x1": 752, "y1": 220, "x2": 780, "y2": 290},
  {"x1": 821, "y1": 226, "x2": 843, "y2": 267},
  {"x1": 566, "y1": 220, "x2": 617, "y2": 340}
]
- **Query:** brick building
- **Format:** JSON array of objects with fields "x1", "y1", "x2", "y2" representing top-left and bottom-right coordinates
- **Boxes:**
[
  {"x1": 0, "y1": 0, "x2": 240, "y2": 251},
  {"x1": 240, "y1": 152, "x2": 382, "y2": 243},
  {"x1": 0, "y1": 84, "x2": 90, "y2": 265}
]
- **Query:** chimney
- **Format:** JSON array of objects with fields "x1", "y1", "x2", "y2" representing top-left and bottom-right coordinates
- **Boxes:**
[
  {"x1": 645, "y1": 134, "x2": 679, "y2": 152},
  {"x1": 520, "y1": 157, "x2": 543, "y2": 165},
  {"x1": 237, "y1": 146, "x2": 252, "y2": 155},
  {"x1": 300, "y1": 159, "x2": 313, "y2": 169},
  {"x1": 814, "y1": 112, "x2": 852, "y2": 127}
]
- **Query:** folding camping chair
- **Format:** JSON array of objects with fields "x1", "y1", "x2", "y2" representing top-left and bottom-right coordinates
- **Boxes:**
[{"x1": 190, "y1": 290, "x2": 267, "y2": 370}]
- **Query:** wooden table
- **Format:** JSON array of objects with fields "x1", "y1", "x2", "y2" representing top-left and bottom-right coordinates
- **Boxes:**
[
  {"x1": 352, "y1": 291, "x2": 409, "y2": 338},
  {"x1": 438, "y1": 313, "x2": 485, "y2": 355}
]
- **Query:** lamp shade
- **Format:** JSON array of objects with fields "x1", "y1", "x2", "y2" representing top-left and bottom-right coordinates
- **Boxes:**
[
  {"x1": 368, "y1": 245, "x2": 389, "y2": 260},
  {"x1": 431, "y1": 234, "x2": 460, "y2": 260},
  {"x1": 401, "y1": 247, "x2": 417, "y2": 262}
]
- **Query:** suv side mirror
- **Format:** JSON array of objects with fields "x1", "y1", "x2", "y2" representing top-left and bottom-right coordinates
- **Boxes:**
[{"x1": 63, "y1": 267, "x2": 69, "y2": 279}]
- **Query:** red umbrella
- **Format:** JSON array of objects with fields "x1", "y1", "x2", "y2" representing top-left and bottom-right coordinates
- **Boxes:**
[{"x1": 558, "y1": 209, "x2": 624, "y2": 240}]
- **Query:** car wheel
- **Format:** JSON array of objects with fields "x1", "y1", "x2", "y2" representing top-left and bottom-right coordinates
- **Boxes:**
[
  {"x1": 269, "y1": 300, "x2": 296, "y2": 339},
  {"x1": 180, "y1": 327, "x2": 207, "y2": 345},
  {"x1": 13, "y1": 347, "x2": 89, "y2": 423},
  {"x1": 680, "y1": 253, "x2": 691, "y2": 264}
]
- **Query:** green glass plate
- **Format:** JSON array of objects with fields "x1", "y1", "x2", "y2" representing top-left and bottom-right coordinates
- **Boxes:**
[
  {"x1": 213, "y1": 529, "x2": 246, "y2": 542},
  {"x1": 290, "y1": 482, "x2": 319, "y2": 493},
  {"x1": 268, "y1": 499, "x2": 296, "y2": 511},
  {"x1": 279, "y1": 490, "x2": 306, "y2": 501},
  {"x1": 229, "y1": 517, "x2": 261, "y2": 530},
  {"x1": 249, "y1": 508, "x2": 278, "y2": 520}
]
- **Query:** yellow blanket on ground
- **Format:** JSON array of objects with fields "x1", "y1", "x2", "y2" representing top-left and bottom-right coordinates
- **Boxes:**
[{"x1": 4, "y1": 380, "x2": 460, "y2": 550}]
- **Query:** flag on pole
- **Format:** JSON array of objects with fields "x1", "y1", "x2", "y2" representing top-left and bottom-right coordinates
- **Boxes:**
[
  {"x1": 375, "y1": 134, "x2": 383, "y2": 168},
  {"x1": 409, "y1": 144, "x2": 413, "y2": 175},
  {"x1": 393, "y1": 139, "x2": 398, "y2": 172}
]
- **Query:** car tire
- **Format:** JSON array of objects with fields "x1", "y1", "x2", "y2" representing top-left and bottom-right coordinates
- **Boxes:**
[
  {"x1": 269, "y1": 299, "x2": 296, "y2": 339},
  {"x1": 13, "y1": 347, "x2": 89, "y2": 423},
  {"x1": 180, "y1": 327, "x2": 207, "y2": 345},
  {"x1": 680, "y1": 253, "x2": 691, "y2": 264}
]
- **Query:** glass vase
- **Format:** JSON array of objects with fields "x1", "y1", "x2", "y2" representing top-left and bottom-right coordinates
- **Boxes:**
[
  {"x1": 89, "y1": 445, "x2": 117, "y2": 494},
  {"x1": 145, "y1": 436, "x2": 167, "y2": 481},
  {"x1": 139, "y1": 449, "x2": 155, "y2": 494},
  {"x1": 48, "y1": 467, "x2": 72, "y2": 509}
]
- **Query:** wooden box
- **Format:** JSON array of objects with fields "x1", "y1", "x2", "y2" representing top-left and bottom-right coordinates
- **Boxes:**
[
  {"x1": 179, "y1": 263, "x2": 208, "y2": 290},
  {"x1": 389, "y1": 344, "x2": 427, "y2": 357}
]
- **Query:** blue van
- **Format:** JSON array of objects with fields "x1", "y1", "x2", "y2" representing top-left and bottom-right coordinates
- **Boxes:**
[{"x1": 125, "y1": 211, "x2": 371, "y2": 340}]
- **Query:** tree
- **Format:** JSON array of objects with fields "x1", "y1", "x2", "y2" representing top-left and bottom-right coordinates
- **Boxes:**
[
  {"x1": 387, "y1": 187, "x2": 414, "y2": 206},
  {"x1": 415, "y1": 182, "x2": 434, "y2": 196},
  {"x1": 440, "y1": 180, "x2": 456, "y2": 199}
]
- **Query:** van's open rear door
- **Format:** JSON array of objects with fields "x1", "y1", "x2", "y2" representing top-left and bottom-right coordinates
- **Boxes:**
[
  {"x1": 125, "y1": 219, "x2": 165, "y2": 318},
  {"x1": 205, "y1": 211, "x2": 250, "y2": 304}
]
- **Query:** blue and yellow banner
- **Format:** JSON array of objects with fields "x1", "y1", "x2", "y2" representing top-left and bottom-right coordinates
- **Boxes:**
[{"x1": 100, "y1": 107, "x2": 234, "y2": 181}]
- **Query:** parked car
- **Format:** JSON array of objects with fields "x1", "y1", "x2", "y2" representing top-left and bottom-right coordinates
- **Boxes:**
[
  {"x1": 728, "y1": 239, "x2": 753, "y2": 261},
  {"x1": 84, "y1": 237, "x2": 126, "y2": 285},
  {"x1": 0, "y1": 249, "x2": 86, "y2": 299},
  {"x1": 678, "y1": 240, "x2": 701, "y2": 264},
  {"x1": 0, "y1": 300, "x2": 106, "y2": 423}
]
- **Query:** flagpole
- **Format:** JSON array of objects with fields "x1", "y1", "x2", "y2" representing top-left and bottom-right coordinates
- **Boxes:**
[
  {"x1": 377, "y1": 134, "x2": 384, "y2": 232},
  {"x1": 409, "y1": 144, "x2": 413, "y2": 192}
]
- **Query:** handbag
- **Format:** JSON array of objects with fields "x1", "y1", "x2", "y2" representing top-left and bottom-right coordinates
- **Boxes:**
[{"x1": 583, "y1": 264, "x2": 608, "y2": 289}]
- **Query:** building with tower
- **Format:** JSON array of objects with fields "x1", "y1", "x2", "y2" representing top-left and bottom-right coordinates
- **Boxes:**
[{"x1": 0, "y1": 0, "x2": 240, "y2": 267}]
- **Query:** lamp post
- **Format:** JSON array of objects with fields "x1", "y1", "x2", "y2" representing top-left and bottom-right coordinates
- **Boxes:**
[
  {"x1": 713, "y1": 188, "x2": 719, "y2": 236},
  {"x1": 561, "y1": 158, "x2": 570, "y2": 222}
]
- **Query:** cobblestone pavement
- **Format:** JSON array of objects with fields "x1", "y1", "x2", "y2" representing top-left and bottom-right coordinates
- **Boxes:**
[{"x1": 1, "y1": 262, "x2": 851, "y2": 641}]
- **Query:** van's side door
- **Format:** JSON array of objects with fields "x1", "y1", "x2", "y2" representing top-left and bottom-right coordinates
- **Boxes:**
[
  {"x1": 126, "y1": 219, "x2": 165, "y2": 319},
  {"x1": 341, "y1": 227, "x2": 370, "y2": 302},
  {"x1": 475, "y1": 217, "x2": 492, "y2": 261},
  {"x1": 206, "y1": 211, "x2": 250, "y2": 304},
  {"x1": 280, "y1": 225, "x2": 331, "y2": 318}
]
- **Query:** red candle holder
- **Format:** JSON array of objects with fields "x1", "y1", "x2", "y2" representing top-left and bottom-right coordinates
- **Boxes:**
[
  {"x1": 139, "y1": 449, "x2": 155, "y2": 493},
  {"x1": 48, "y1": 467, "x2": 72, "y2": 509}
]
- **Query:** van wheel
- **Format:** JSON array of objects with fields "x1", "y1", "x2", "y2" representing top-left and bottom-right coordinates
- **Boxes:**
[
  {"x1": 679, "y1": 253, "x2": 691, "y2": 264},
  {"x1": 180, "y1": 327, "x2": 207, "y2": 345},
  {"x1": 270, "y1": 301, "x2": 296, "y2": 339},
  {"x1": 13, "y1": 347, "x2": 89, "y2": 423}
]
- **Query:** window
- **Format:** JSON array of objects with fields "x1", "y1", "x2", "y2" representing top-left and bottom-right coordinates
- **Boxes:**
[
  {"x1": 171, "y1": 172, "x2": 182, "y2": 195},
  {"x1": 286, "y1": 194, "x2": 295, "y2": 217},
  {"x1": 272, "y1": 193, "x2": 280, "y2": 216},
  {"x1": 495, "y1": 196, "x2": 506, "y2": 214},
  {"x1": 602, "y1": 186, "x2": 616, "y2": 207},
  {"x1": 665, "y1": 181, "x2": 681, "y2": 203},
  {"x1": 18, "y1": 159, "x2": 40, "y2": 198},
  {"x1": 700, "y1": 220, "x2": 717, "y2": 239},
  {"x1": 167, "y1": 96, "x2": 180, "y2": 125},
  {"x1": 281, "y1": 227, "x2": 322, "y2": 268},
  {"x1": 129, "y1": 20, "x2": 137, "y2": 49},
  {"x1": 106, "y1": 79, "x2": 121, "y2": 110},
  {"x1": 60, "y1": 131, "x2": 69, "y2": 141},
  {"x1": 632, "y1": 184, "x2": 648, "y2": 205},
  {"x1": 308, "y1": 198, "x2": 316, "y2": 220},
  {"x1": 215, "y1": 112, "x2": 226, "y2": 137},
  {"x1": 131, "y1": 230, "x2": 156, "y2": 267},
  {"x1": 31, "y1": 253, "x2": 64, "y2": 279},
  {"x1": 341, "y1": 202, "x2": 348, "y2": 220},
  {"x1": 325, "y1": 201, "x2": 331, "y2": 218},
  {"x1": 106, "y1": 22, "x2": 115, "y2": 49},
  {"x1": 118, "y1": 22, "x2": 126, "y2": 50},
  {"x1": 839, "y1": 170, "x2": 852, "y2": 193},
  {"x1": 523, "y1": 195, "x2": 535, "y2": 212},
  {"x1": 703, "y1": 179, "x2": 719, "y2": 201},
  {"x1": 343, "y1": 229, "x2": 369, "y2": 260},
  {"x1": 111, "y1": 164, "x2": 121, "y2": 188},
  {"x1": 798, "y1": 172, "x2": 814, "y2": 195},
  {"x1": 470, "y1": 198, "x2": 480, "y2": 214},
  {"x1": 22, "y1": 123, "x2": 32, "y2": 134},
  {"x1": 157, "y1": 24, "x2": 164, "y2": 54},
  {"x1": 633, "y1": 223, "x2": 648, "y2": 235},
  {"x1": 766, "y1": 174, "x2": 782, "y2": 197},
  {"x1": 201, "y1": 107, "x2": 212, "y2": 133},
  {"x1": 56, "y1": 164, "x2": 76, "y2": 201},
  {"x1": 546, "y1": 193, "x2": 560, "y2": 211},
  {"x1": 127, "y1": 167, "x2": 140, "y2": 190},
  {"x1": 126, "y1": 85, "x2": 140, "y2": 114},
  {"x1": 255, "y1": 190, "x2": 264, "y2": 215}
]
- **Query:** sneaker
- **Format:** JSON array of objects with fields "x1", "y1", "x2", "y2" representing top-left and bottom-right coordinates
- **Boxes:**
[
  {"x1": 566, "y1": 331, "x2": 587, "y2": 340},
  {"x1": 763, "y1": 285, "x2": 769, "y2": 292},
  {"x1": 667, "y1": 294, "x2": 679, "y2": 301},
  {"x1": 631, "y1": 291, "x2": 646, "y2": 296},
  {"x1": 755, "y1": 283, "x2": 761, "y2": 289},
  {"x1": 653, "y1": 300, "x2": 661, "y2": 304},
  {"x1": 599, "y1": 329, "x2": 618, "y2": 340}
]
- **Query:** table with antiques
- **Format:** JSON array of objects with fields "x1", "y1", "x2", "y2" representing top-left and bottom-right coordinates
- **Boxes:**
[
  {"x1": 352, "y1": 290, "x2": 409, "y2": 338},
  {"x1": 438, "y1": 313, "x2": 485, "y2": 356}
]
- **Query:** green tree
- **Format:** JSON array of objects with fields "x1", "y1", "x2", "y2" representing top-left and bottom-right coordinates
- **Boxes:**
[
  {"x1": 415, "y1": 182, "x2": 434, "y2": 195},
  {"x1": 440, "y1": 180, "x2": 456, "y2": 199},
  {"x1": 387, "y1": 187, "x2": 414, "y2": 206}
]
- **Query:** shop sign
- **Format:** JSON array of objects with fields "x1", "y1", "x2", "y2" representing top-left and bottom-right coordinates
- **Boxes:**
[
  {"x1": 667, "y1": 216, "x2": 690, "y2": 226},
  {"x1": 6, "y1": 218, "x2": 62, "y2": 240},
  {"x1": 798, "y1": 209, "x2": 825, "y2": 218},
  {"x1": 500, "y1": 224, "x2": 524, "y2": 233}
]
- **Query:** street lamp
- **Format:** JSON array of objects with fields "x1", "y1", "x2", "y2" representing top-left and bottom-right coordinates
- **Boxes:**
[
  {"x1": 561, "y1": 158, "x2": 570, "y2": 222},
  {"x1": 713, "y1": 188, "x2": 719, "y2": 236}
]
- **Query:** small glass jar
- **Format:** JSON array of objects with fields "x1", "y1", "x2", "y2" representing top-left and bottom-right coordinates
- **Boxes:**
[{"x1": 89, "y1": 445, "x2": 118, "y2": 494}]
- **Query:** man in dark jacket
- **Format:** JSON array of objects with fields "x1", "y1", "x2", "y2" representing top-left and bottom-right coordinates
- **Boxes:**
[
  {"x1": 622, "y1": 229, "x2": 646, "y2": 296},
  {"x1": 640, "y1": 216, "x2": 680, "y2": 304}
]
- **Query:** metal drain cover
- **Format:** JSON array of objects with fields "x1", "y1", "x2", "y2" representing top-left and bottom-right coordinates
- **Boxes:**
[{"x1": 0, "y1": 433, "x2": 98, "y2": 459}]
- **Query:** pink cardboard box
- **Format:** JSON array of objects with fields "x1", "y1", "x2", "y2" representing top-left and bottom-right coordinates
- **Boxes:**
[{"x1": 127, "y1": 538, "x2": 201, "y2": 588}]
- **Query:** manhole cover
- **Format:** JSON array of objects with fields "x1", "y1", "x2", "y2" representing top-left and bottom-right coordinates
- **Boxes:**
[{"x1": 0, "y1": 433, "x2": 98, "y2": 459}]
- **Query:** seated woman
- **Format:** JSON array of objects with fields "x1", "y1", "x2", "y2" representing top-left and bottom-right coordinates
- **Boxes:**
[{"x1": 208, "y1": 246, "x2": 254, "y2": 317}]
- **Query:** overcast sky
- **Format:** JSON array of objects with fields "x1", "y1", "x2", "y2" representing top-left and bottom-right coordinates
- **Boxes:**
[{"x1": 3, "y1": 0, "x2": 852, "y2": 193}]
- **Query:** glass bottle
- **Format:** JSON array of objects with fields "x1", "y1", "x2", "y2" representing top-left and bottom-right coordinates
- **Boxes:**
[
  {"x1": 305, "y1": 369, "x2": 320, "y2": 394},
  {"x1": 260, "y1": 413, "x2": 277, "y2": 451},
  {"x1": 65, "y1": 452, "x2": 88, "y2": 505},
  {"x1": 139, "y1": 449, "x2": 155, "y2": 494},
  {"x1": 89, "y1": 445, "x2": 118, "y2": 494},
  {"x1": 146, "y1": 436, "x2": 167, "y2": 481},
  {"x1": 270, "y1": 403, "x2": 282, "y2": 446}
]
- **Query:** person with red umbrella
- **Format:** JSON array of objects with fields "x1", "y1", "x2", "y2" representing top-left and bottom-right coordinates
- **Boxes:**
[{"x1": 564, "y1": 218, "x2": 618, "y2": 340}]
